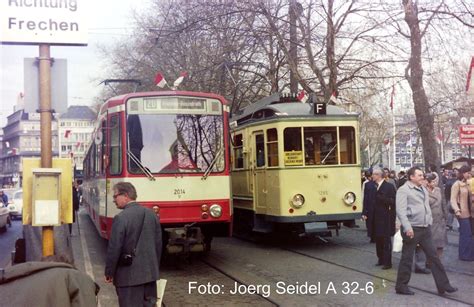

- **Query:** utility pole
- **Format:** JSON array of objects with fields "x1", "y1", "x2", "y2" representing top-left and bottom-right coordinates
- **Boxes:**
[
  {"x1": 38, "y1": 44, "x2": 54, "y2": 257},
  {"x1": 289, "y1": 0, "x2": 298, "y2": 94}
]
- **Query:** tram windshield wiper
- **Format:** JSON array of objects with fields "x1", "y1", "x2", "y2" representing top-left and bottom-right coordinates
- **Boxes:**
[
  {"x1": 321, "y1": 144, "x2": 338, "y2": 165},
  {"x1": 201, "y1": 147, "x2": 223, "y2": 180},
  {"x1": 127, "y1": 149, "x2": 156, "y2": 181}
]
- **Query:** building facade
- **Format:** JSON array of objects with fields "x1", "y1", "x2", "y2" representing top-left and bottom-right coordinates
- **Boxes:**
[
  {"x1": 57, "y1": 106, "x2": 96, "y2": 175},
  {"x1": 0, "y1": 110, "x2": 58, "y2": 187}
]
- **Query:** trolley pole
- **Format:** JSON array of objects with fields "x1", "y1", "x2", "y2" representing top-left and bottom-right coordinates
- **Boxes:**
[{"x1": 38, "y1": 44, "x2": 54, "y2": 257}]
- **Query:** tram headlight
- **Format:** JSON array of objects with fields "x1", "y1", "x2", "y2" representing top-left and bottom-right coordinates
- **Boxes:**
[
  {"x1": 343, "y1": 192, "x2": 356, "y2": 205},
  {"x1": 291, "y1": 194, "x2": 305, "y2": 208},
  {"x1": 209, "y1": 204, "x2": 222, "y2": 218}
]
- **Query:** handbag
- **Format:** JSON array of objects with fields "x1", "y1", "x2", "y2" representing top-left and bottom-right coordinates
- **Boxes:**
[
  {"x1": 392, "y1": 230, "x2": 403, "y2": 253},
  {"x1": 119, "y1": 211, "x2": 146, "y2": 266}
]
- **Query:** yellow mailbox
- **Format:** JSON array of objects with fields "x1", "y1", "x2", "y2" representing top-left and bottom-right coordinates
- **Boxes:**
[{"x1": 31, "y1": 168, "x2": 62, "y2": 226}]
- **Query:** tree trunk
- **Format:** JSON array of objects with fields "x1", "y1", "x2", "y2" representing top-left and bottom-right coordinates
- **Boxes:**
[
  {"x1": 326, "y1": 0, "x2": 337, "y2": 103},
  {"x1": 403, "y1": 0, "x2": 440, "y2": 171}
]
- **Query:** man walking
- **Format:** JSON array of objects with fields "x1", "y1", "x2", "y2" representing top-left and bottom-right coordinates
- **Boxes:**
[
  {"x1": 395, "y1": 167, "x2": 457, "y2": 295},
  {"x1": 105, "y1": 182, "x2": 162, "y2": 306},
  {"x1": 363, "y1": 168, "x2": 396, "y2": 269}
]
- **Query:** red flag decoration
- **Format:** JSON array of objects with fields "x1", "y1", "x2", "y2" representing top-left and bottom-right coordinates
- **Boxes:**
[
  {"x1": 389, "y1": 85, "x2": 395, "y2": 110},
  {"x1": 173, "y1": 71, "x2": 188, "y2": 88},
  {"x1": 76, "y1": 142, "x2": 81, "y2": 148},
  {"x1": 329, "y1": 91, "x2": 339, "y2": 104},
  {"x1": 64, "y1": 130, "x2": 71, "y2": 138},
  {"x1": 155, "y1": 72, "x2": 168, "y2": 88},
  {"x1": 297, "y1": 90, "x2": 307, "y2": 102},
  {"x1": 436, "y1": 130, "x2": 443, "y2": 144}
]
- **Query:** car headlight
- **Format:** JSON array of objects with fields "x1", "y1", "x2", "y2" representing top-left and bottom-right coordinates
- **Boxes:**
[
  {"x1": 209, "y1": 204, "x2": 222, "y2": 218},
  {"x1": 291, "y1": 194, "x2": 305, "y2": 208},
  {"x1": 343, "y1": 192, "x2": 356, "y2": 205}
]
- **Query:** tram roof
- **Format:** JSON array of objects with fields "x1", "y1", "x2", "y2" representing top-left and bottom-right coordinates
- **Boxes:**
[{"x1": 232, "y1": 93, "x2": 358, "y2": 125}]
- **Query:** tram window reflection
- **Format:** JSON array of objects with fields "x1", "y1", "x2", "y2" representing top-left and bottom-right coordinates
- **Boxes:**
[
  {"x1": 303, "y1": 127, "x2": 338, "y2": 165},
  {"x1": 255, "y1": 134, "x2": 265, "y2": 167},
  {"x1": 339, "y1": 126, "x2": 356, "y2": 164},
  {"x1": 127, "y1": 115, "x2": 144, "y2": 173},
  {"x1": 233, "y1": 134, "x2": 244, "y2": 169},
  {"x1": 266, "y1": 128, "x2": 279, "y2": 167},
  {"x1": 284, "y1": 128, "x2": 302, "y2": 151},
  {"x1": 110, "y1": 115, "x2": 122, "y2": 175}
]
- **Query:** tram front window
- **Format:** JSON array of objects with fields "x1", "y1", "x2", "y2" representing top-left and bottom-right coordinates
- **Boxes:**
[
  {"x1": 304, "y1": 127, "x2": 338, "y2": 165},
  {"x1": 127, "y1": 114, "x2": 224, "y2": 174}
]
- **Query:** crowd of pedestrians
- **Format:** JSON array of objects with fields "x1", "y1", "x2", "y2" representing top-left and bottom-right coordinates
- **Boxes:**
[{"x1": 362, "y1": 164, "x2": 474, "y2": 295}]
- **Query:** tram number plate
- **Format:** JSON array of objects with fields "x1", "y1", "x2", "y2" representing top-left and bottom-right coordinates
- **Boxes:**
[
  {"x1": 174, "y1": 189, "x2": 186, "y2": 195},
  {"x1": 304, "y1": 222, "x2": 328, "y2": 233}
]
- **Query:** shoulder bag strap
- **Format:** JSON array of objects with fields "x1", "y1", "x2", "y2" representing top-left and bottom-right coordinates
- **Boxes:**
[{"x1": 131, "y1": 211, "x2": 147, "y2": 255}]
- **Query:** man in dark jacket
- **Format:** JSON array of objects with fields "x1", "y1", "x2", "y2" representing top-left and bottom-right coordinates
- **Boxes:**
[
  {"x1": 363, "y1": 168, "x2": 397, "y2": 269},
  {"x1": 362, "y1": 177, "x2": 377, "y2": 243},
  {"x1": 105, "y1": 182, "x2": 162, "y2": 307}
]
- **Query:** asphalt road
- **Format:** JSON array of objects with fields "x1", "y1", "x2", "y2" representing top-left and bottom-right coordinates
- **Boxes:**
[
  {"x1": 71, "y1": 209, "x2": 473, "y2": 306},
  {"x1": 0, "y1": 217, "x2": 23, "y2": 268}
]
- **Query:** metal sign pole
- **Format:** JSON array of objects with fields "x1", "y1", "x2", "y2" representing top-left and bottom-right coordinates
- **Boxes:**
[{"x1": 39, "y1": 44, "x2": 54, "y2": 257}]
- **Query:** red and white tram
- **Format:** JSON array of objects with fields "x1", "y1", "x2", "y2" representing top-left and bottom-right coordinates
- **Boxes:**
[{"x1": 82, "y1": 91, "x2": 232, "y2": 253}]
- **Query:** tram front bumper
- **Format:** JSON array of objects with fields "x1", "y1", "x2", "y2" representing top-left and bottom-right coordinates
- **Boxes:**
[{"x1": 165, "y1": 227, "x2": 206, "y2": 254}]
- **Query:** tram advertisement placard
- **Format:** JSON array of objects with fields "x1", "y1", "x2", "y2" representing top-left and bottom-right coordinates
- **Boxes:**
[{"x1": 284, "y1": 151, "x2": 303, "y2": 166}]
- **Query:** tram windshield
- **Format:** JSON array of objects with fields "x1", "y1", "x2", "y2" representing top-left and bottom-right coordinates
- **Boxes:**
[
  {"x1": 127, "y1": 114, "x2": 224, "y2": 174},
  {"x1": 283, "y1": 126, "x2": 356, "y2": 166}
]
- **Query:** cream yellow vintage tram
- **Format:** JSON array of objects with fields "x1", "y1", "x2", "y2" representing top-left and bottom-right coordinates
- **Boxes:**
[{"x1": 230, "y1": 93, "x2": 361, "y2": 236}]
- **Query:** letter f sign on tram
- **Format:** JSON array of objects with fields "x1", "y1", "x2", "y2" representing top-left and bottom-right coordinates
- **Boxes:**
[{"x1": 314, "y1": 103, "x2": 326, "y2": 115}]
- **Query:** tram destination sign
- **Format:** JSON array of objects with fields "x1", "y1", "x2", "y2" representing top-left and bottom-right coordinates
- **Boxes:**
[
  {"x1": 459, "y1": 125, "x2": 474, "y2": 145},
  {"x1": 0, "y1": 0, "x2": 88, "y2": 45}
]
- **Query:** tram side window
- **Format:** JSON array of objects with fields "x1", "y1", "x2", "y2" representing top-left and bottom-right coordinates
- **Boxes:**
[
  {"x1": 233, "y1": 134, "x2": 244, "y2": 169},
  {"x1": 266, "y1": 128, "x2": 279, "y2": 167},
  {"x1": 109, "y1": 115, "x2": 122, "y2": 175},
  {"x1": 303, "y1": 127, "x2": 338, "y2": 165},
  {"x1": 283, "y1": 128, "x2": 303, "y2": 166},
  {"x1": 255, "y1": 134, "x2": 265, "y2": 167},
  {"x1": 339, "y1": 126, "x2": 356, "y2": 164}
]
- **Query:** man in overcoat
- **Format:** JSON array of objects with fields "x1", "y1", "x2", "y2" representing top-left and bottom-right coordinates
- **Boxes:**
[
  {"x1": 362, "y1": 174, "x2": 377, "y2": 243},
  {"x1": 363, "y1": 168, "x2": 397, "y2": 269},
  {"x1": 105, "y1": 182, "x2": 162, "y2": 307}
]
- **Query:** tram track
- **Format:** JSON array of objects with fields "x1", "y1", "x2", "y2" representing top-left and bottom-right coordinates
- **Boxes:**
[
  {"x1": 199, "y1": 258, "x2": 280, "y2": 307},
  {"x1": 233, "y1": 233, "x2": 472, "y2": 306},
  {"x1": 339, "y1": 227, "x2": 474, "y2": 278},
  {"x1": 281, "y1": 246, "x2": 472, "y2": 306}
]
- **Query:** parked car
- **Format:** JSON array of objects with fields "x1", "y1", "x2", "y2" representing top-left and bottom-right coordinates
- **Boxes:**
[
  {"x1": 0, "y1": 203, "x2": 10, "y2": 232},
  {"x1": 8, "y1": 189, "x2": 23, "y2": 219}
]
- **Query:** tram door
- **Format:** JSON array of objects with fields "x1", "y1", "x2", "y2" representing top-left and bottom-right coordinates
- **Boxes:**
[{"x1": 253, "y1": 132, "x2": 267, "y2": 213}]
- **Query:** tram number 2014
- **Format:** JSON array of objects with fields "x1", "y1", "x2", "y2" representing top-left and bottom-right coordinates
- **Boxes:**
[{"x1": 174, "y1": 189, "x2": 186, "y2": 195}]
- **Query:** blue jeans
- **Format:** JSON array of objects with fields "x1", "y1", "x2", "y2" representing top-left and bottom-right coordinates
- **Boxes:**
[{"x1": 458, "y1": 218, "x2": 474, "y2": 261}]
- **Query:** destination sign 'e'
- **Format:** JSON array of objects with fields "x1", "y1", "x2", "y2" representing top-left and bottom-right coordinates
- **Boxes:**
[{"x1": 0, "y1": 0, "x2": 88, "y2": 45}]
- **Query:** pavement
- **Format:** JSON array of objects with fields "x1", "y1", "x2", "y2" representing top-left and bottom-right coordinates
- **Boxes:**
[{"x1": 5, "y1": 210, "x2": 474, "y2": 306}]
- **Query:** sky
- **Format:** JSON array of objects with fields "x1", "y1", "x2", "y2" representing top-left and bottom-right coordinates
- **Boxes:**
[{"x1": 0, "y1": 0, "x2": 151, "y2": 127}]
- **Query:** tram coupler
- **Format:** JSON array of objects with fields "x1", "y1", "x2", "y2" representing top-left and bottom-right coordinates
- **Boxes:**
[{"x1": 165, "y1": 224, "x2": 206, "y2": 254}]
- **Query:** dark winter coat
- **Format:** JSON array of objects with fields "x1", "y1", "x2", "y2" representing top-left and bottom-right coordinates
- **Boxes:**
[
  {"x1": 105, "y1": 202, "x2": 162, "y2": 287},
  {"x1": 364, "y1": 181, "x2": 397, "y2": 238},
  {"x1": 362, "y1": 181, "x2": 377, "y2": 239}
]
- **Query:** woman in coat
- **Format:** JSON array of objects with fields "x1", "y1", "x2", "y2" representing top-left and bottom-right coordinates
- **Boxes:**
[
  {"x1": 426, "y1": 174, "x2": 448, "y2": 258},
  {"x1": 450, "y1": 165, "x2": 474, "y2": 261}
]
